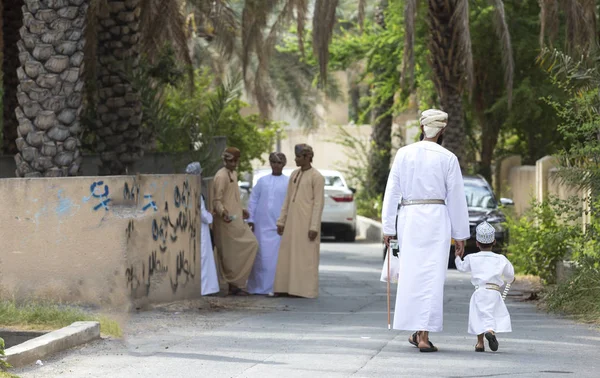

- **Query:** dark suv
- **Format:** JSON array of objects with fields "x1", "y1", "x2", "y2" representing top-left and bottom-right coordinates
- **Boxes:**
[{"x1": 448, "y1": 175, "x2": 513, "y2": 268}]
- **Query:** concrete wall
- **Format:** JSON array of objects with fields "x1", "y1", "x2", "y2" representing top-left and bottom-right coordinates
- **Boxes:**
[
  {"x1": 506, "y1": 165, "x2": 536, "y2": 215},
  {"x1": 499, "y1": 155, "x2": 587, "y2": 219},
  {"x1": 0, "y1": 174, "x2": 203, "y2": 308}
]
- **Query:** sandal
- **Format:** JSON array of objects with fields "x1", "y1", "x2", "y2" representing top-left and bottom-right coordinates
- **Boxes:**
[
  {"x1": 485, "y1": 332, "x2": 499, "y2": 352},
  {"x1": 419, "y1": 340, "x2": 438, "y2": 353},
  {"x1": 475, "y1": 345, "x2": 485, "y2": 352},
  {"x1": 229, "y1": 287, "x2": 249, "y2": 296},
  {"x1": 408, "y1": 332, "x2": 419, "y2": 347}
]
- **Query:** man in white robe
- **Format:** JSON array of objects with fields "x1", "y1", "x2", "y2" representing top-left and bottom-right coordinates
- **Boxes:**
[
  {"x1": 186, "y1": 162, "x2": 220, "y2": 296},
  {"x1": 382, "y1": 109, "x2": 470, "y2": 352},
  {"x1": 247, "y1": 152, "x2": 290, "y2": 295},
  {"x1": 455, "y1": 221, "x2": 514, "y2": 352}
]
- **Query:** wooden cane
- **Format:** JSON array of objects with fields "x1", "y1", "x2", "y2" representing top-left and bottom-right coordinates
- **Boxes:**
[{"x1": 387, "y1": 243, "x2": 391, "y2": 330}]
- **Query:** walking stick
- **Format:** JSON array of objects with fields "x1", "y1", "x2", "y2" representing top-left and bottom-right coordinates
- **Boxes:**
[{"x1": 387, "y1": 243, "x2": 391, "y2": 330}]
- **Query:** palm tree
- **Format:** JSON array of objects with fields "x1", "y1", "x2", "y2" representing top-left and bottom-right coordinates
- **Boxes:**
[
  {"x1": 89, "y1": 0, "x2": 233, "y2": 175},
  {"x1": 367, "y1": 0, "x2": 396, "y2": 197},
  {"x1": 14, "y1": 0, "x2": 89, "y2": 177},
  {"x1": 2, "y1": 0, "x2": 25, "y2": 155},
  {"x1": 402, "y1": 0, "x2": 514, "y2": 168},
  {"x1": 91, "y1": 0, "x2": 145, "y2": 175},
  {"x1": 539, "y1": 0, "x2": 597, "y2": 55}
]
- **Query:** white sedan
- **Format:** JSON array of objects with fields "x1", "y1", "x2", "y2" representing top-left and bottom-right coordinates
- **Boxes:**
[{"x1": 244, "y1": 168, "x2": 357, "y2": 242}]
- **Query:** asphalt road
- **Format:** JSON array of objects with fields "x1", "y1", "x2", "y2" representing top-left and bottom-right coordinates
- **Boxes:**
[{"x1": 15, "y1": 241, "x2": 600, "y2": 378}]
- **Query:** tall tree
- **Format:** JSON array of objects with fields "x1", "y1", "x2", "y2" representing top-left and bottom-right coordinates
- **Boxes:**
[
  {"x1": 14, "y1": 0, "x2": 89, "y2": 177},
  {"x1": 92, "y1": 0, "x2": 144, "y2": 175},
  {"x1": 403, "y1": 0, "x2": 514, "y2": 169},
  {"x1": 367, "y1": 0, "x2": 396, "y2": 196},
  {"x1": 2, "y1": 0, "x2": 24, "y2": 155}
]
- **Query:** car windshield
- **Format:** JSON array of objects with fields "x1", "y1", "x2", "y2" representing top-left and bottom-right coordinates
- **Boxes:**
[
  {"x1": 324, "y1": 176, "x2": 345, "y2": 187},
  {"x1": 464, "y1": 182, "x2": 497, "y2": 209}
]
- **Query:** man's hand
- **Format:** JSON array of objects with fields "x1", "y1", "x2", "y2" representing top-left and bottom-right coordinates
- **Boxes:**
[
  {"x1": 222, "y1": 210, "x2": 232, "y2": 223},
  {"x1": 277, "y1": 225, "x2": 284, "y2": 235},
  {"x1": 308, "y1": 230, "x2": 318, "y2": 241},
  {"x1": 248, "y1": 222, "x2": 254, "y2": 232},
  {"x1": 242, "y1": 209, "x2": 250, "y2": 220},
  {"x1": 383, "y1": 235, "x2": 395, "y2": 248},
  {"x1": 454, "y1": 239, "x2": 466, "y2": 258}
]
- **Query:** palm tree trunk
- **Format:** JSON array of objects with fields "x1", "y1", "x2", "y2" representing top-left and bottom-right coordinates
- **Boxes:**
[
  {"x1": 428, "y1": 0, "x2": 470, "y2": 168},
  {"x1": 368, "y1": 96, "x2": 394, "y2": 196},
  {"x1": 366, "y1": 0, "x2": 394, "y2": 196},
  {"x1": 2, "y1": 0, "x2": 24, "y2": 155},
  {"x1": 438, "y1": 88, "x2": 466, "y2": 167},
  {"x1": 14, "y1": 0, "x2": 88, "y2": 177},
  {"x1": 94, "y1": 0, "x2": 143, "y2": 175}
]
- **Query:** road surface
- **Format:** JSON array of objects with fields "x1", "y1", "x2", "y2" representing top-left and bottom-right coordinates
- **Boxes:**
[{"x1": 15, "y1": 241, "x2": 600, "y2": 377}]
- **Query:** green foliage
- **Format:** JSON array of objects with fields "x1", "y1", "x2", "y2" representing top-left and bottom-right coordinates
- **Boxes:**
[
  {"x1": 329, "y1": 125, "x2": 382, "y2": 220},
  {"x1": 466, "y1": 0, "x2": 567, "y2": 169},
  {"x1": 543, "y1": 81, "x2": 600, "y2": 193},
  {"x1": 158, "y1": 69, "x2": 281, "y2": 175},
  {"x1": 505, "y1": 197, "x2": 582, "y2": 284},
  {"x1": 544, "y1": 262, "x2": 600, "y2": 323},
  {"x1": 0, "y1": 336, "x2": 10, "y2": 371},
  {"x1": 131, "y1": 46, "x2": 281, "y2": 176},
  {"x1": 0, "y1": 300, "x2": 122, "y2": 338}
]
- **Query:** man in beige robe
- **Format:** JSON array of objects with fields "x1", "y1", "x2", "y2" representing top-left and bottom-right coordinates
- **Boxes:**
[
  {"x1": 212, "y1": 147, "x2": 258, "y2": 296},
  {"x1": 274, "y1": 144, "x2": 325, "y2": 298}
]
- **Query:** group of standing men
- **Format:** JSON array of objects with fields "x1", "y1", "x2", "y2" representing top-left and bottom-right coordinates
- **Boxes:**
[{"x1": 188, "y1": 143, "x2": 326, "y2": 299}]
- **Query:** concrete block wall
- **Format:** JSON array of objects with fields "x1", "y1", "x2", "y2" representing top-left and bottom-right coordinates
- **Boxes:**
[
  {"x1": 0, "y1": 174, "x2": 204, "y2": 308},
  {"x1": 498, "y1": 155, "x2": 586, "y2": 218}
]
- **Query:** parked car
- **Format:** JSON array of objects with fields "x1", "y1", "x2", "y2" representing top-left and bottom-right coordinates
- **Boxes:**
[
  {"x1": 448, "y1": 174, "x2": 513, "y2": 268},
  {"x1": 381, "y1": 174, "x2": 513, "y2": 268},
  {"x1": 249, "y1": 168, "x2": 358, "y2": 242}
]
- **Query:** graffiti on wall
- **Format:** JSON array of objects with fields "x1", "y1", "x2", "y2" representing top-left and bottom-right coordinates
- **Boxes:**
[
  {"x1": 83, "y1": 181, "x2": 111, "y2": 211},
  {"x1": 123, "y1": 178, "x2": 200, "y2": 297}
]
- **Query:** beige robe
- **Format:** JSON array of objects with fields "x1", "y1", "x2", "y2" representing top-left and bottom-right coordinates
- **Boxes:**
[
  {"x1": 274, "y1": 167, "x2": 325, "y2": 298},
  {"x1": 212, "y1": 167, "x2": 258, "y2": 289}
]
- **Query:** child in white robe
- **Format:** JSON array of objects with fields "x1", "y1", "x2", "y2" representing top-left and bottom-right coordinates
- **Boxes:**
[
  {"x1": 186, "y1": 162, "x2": 220, "y2": 296},
  {"x1": 455, "y1": 221, "x2": 515, "y2": 352}
]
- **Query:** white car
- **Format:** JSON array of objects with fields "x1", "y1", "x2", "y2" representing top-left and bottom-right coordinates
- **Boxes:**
[{"x1": 248, "y1": 168, "x2": 357, "y2": 242}]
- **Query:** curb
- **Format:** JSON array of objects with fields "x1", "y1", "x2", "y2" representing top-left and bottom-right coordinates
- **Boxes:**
[
  {"x1": 356, "y1": 215, "x2": 383, "y2": 243},
  {"x1": 2, "y1": 321, "x2": 100, "y2": 368}
]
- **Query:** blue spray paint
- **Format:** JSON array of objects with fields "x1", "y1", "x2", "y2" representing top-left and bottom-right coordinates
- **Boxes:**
[{"x1": 83, "y1": 181, "x2": 111, "y2": 211}]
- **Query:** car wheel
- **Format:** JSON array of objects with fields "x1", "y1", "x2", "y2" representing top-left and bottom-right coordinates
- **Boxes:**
[
  {"x1": 335, "y1": 230, "x2": 356, "y2": 242},
  {"x1": 343, "y1": 229, "x2": 356, "y2": 242}
]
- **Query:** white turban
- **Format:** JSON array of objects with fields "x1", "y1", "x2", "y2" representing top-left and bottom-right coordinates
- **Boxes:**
[{"x1": 420, "y1": 109, "x2": 448, "y2": 138}]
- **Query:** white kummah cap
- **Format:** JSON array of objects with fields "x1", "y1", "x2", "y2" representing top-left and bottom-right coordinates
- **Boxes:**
[
  {"x1": 476, "y1": 221, "x2": 496, "y2": 244},
  {"x1": 420, "y1": 109, "x2": 448, "y2": 138},
  {"x1": 185, "y1": 162, "x2": 202, "y2": 175}
]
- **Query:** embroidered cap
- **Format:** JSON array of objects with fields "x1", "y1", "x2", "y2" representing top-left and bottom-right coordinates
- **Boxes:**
[{"x1": 476, "y1": 221, "x2": 496, "y2": 244}]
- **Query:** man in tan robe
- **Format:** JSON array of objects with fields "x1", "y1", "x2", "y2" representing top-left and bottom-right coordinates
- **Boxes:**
[
  {"x1": 212, "y1": 147, "x2": 258, "y2": 296},
  {"x1": 274, "y1": 144, "x2": 325, "y2": 298}
]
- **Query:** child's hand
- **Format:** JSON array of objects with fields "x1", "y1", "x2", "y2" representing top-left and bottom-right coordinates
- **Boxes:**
[{"x1": 454, "y1": 249, "x2": 462, "y2": 258}]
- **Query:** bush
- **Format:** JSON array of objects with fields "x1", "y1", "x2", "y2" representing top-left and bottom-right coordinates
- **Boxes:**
[
  {"x1": 544, "y1": 261, "x2": 600, "y2": 322},
  {"x1": 505, "y1": 196, "x2": 582, "y2": 284},
  {"x1": 0, "y1": 336, "x2": 10, "y2": 371}
]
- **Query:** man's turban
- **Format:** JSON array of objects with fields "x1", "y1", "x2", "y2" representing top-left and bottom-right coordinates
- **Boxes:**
[
  {"x1": 269, "y1": 152, "x2": 287, "y2": 165},
  {"x1": 294, "y1": 143, "x2": 314, "y2": 158},
  {"x1": 185, "y1": 162, "x2": 202, "y2": 175},
  {"x1": 420, "y1": 109, "x2": 448, "y2": 138},
  {"x1": 222, "y1": 147, "x2": 241, "y2": 161}
]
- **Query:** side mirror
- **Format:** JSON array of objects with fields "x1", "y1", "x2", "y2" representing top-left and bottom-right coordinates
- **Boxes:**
[
  {"x1": 500, "y1": 198, "x2": 514, "y2": 206},
  {"x1": 349, "y1": 187, "x2": 357, "y2": 194}
]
